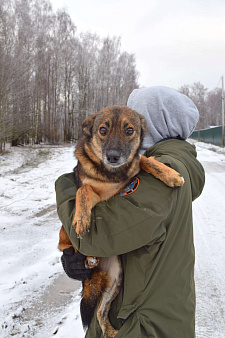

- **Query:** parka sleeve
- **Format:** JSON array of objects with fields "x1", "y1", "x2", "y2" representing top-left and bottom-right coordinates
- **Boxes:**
[{"x1": 55, "y1": 170, "x2": 176, "y2": 257}]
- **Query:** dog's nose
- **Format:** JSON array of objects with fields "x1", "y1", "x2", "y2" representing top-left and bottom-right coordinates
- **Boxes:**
[{"x1": 106, "y1": 150, "x2": 121, "y2": 164}]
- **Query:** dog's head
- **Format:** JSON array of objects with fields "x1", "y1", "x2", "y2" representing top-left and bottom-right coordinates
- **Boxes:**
[{"x1": 82, "y1": 105, "x2": 146, "y2": 168}]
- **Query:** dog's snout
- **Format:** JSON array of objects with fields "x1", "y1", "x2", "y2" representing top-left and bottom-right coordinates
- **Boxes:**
[{"x1": 106, "y1": 150, "x2": 121, "y2": 164}]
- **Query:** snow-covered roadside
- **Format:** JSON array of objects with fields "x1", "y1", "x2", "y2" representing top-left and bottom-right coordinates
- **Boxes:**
[
  {"x1": 191, "y1": 140, "x2": 225, "y2": 338},
  {"x1": 0, "y1": 145, "x2": 84, "y2": 337},
  {"x1": 0, "y1": 141, "x2": 225, "y2": 338}
]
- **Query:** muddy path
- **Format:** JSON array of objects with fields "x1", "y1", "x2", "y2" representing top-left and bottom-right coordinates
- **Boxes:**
[
  {"x1": 24, "y1": 205, "x2": 81, "y2": 328},
  {"x1": 6, "y1": 205, "x2": 82, "y2": 337},
  {"x1": 23, "y1": 274, "x2": 81, "y2": 327}
]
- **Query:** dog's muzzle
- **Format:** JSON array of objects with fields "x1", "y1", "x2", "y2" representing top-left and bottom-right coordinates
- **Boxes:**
[
  {"x1": 104, "y1": 149, "x2": 127, "y2": 168},
  {"x1": 106, "y1": 150, "x2": 121, "y2": 164}
]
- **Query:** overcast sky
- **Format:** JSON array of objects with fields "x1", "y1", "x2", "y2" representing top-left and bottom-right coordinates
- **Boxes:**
[{"x1": 51, "y1": 0, "x2": 225, "y2": 91}]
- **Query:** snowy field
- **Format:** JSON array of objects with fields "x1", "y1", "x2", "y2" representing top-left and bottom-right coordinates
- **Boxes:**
[{"x1": 0, "y1": 141, "x2": 225, "y2": 338}]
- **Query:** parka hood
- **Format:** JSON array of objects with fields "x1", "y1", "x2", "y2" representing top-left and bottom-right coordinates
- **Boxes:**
[
  {"x1": 145, "y1": 139, "x2": 205, "y2": 201},
  {"x1": 127, "y1": 86, "x2": 199, "y2": 154}
]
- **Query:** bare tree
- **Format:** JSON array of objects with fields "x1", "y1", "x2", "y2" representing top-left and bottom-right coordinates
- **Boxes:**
[
  {"x1": 206, "y1": 88, "x2": 222, "y2": 126},
  {"x1": 0, "y1": 0, "x2": 140, "y2": 150},
  {"x1": 179, "y1": 82, "x2": 208, "y2": 129}
]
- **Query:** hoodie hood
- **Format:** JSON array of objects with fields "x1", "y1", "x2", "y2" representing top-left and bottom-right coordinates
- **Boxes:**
[
  {"x1": 127, "y1": 86, "x2": 199, "y2": 154},
  {"x1": 145, "y1": 139, "x2": 205, "y2": 201}
]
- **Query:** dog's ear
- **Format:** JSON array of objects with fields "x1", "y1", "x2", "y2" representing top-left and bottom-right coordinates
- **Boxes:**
[
  {"x1": 138, "y1": 113, "x2": 147, "y2": 139},
  {"x1": 82, "y1": 113, "x2": 98, "y2": 137}
]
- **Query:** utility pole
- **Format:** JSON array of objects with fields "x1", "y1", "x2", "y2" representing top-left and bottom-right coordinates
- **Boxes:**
[{"x1": 222, "y1": 76, "x2": 225, "y2": 147}]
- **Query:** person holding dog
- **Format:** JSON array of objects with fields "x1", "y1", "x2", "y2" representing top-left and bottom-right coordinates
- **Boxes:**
[{"x1": 55, "y1": 86, "x2": 205, "y2": 338}]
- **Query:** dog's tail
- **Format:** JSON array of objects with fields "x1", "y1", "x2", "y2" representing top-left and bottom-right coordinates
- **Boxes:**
[{"x1": 80, "y1": 268, "x2": 109, "y2": 329}]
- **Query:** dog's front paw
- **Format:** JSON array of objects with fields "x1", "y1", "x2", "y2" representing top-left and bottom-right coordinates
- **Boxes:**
[
  {"x1": 110, "y1": 330, "x2": 118, "y2": 338},
  {"x1": 73, "y1": 211, "x2": 91, "y2": 239},
  {"x1": 102, "y1": 328, "x2": 118, "y2": 338},
  {"x1": 165, "y1": 170, "x2": 185, "y2": 187}
]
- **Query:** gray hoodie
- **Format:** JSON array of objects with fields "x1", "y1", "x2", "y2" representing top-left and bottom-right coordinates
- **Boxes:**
[{"x1": 127, "y1": 86, "x2": 199, "y2": 153}]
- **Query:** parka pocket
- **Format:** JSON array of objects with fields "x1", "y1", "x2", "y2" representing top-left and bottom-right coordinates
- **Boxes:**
[{"x1": 116, "y1": 311, "x2": 157, "y2": 338}]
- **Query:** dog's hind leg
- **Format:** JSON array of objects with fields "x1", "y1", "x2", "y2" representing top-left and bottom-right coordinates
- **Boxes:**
[
  {"x1": 81, "y1": 268, "x2": 109, "y2": 329},
  {"x1": 97, "y1": 256, "x2": 123, "y2": 338},
  {"x1": 73, "y1": 184, "x2": 101, "y2": 238},
  {"x1": 140, "y1": 155, "x2": 184, "y2": 187}
]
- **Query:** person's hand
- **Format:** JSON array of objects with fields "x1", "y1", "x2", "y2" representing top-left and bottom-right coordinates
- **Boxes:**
[{"x1": 61, "y1": 247, "x2": 92, "y2": 281}]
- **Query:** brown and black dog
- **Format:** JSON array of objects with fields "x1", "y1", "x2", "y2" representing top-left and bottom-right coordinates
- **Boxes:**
[{"x1": 58, "y1": 105, "x2": 184, "y2": 338}]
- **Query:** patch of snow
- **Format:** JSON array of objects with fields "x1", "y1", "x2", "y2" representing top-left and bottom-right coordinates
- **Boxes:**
[
  {"x1": 0, "y1": 145, "x2": 84, "y2": 337},
  {"x1": 1, "y1": 142, "x2": 225, "y2": 337},
  {"x1": 190, "y1": 140, "x2": 225, "y2": 338}
]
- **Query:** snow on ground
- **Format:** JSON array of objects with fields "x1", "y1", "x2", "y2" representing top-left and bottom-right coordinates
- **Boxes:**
[
  {"x1": 0, "y1": 141, "x2": 225, "y2": 337},
  {"x1": 191, "y1": 141, "x2": 225, "y2": 338},
  {"x1": 0, "y1": 145, "x2": 84, "y2": 337}
]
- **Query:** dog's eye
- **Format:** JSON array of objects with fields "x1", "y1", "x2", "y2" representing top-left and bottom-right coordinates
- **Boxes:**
[
  {"x1": 99, "y1": 127, "x2": 108, "y2": 136},
  {"x1": 125, "y1": 127, "x2": 134, "y2": 136}
]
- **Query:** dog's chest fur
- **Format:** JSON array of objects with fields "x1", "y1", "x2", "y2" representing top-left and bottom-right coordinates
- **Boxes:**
[
  {"x1": 74, "y1": 156, "x2": 140, "y2": 202},
  {"x1": 82, "y1": 177, "x2": 127, "y2": 201}
]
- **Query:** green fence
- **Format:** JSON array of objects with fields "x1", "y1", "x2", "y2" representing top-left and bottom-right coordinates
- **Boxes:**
[{"x1": 190, "y1": 126, "x2": 223, "y2": 146}]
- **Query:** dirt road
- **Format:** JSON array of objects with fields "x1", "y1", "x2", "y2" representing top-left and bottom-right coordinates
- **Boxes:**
[
  {"x1": 1, "y1": 144, "x2": 225, "y2": 338},
  {"x1": 193, "y1": 147, "x2": 225, "y2": 338}
]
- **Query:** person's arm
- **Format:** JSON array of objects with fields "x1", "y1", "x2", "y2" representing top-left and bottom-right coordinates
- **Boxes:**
[{"x1": 55, "y1": 170, "x2": 176, "y2": 258}]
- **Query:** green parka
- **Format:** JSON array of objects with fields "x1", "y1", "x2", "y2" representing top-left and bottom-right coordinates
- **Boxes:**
[{"x1": 55, "y1": 139, "x2": 205, "y2": 338}]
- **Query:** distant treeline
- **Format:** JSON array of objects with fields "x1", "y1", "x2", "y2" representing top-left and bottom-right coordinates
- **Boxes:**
[
  {"x1": 0, "y1": 2, "x2": 222, "y2": 152},
  {"x1": 0, "y1": 0, "x2": 139, "y2": 150},
  {"x1": 178, "y1": 82, "x2": 223, "y2": 130}
]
